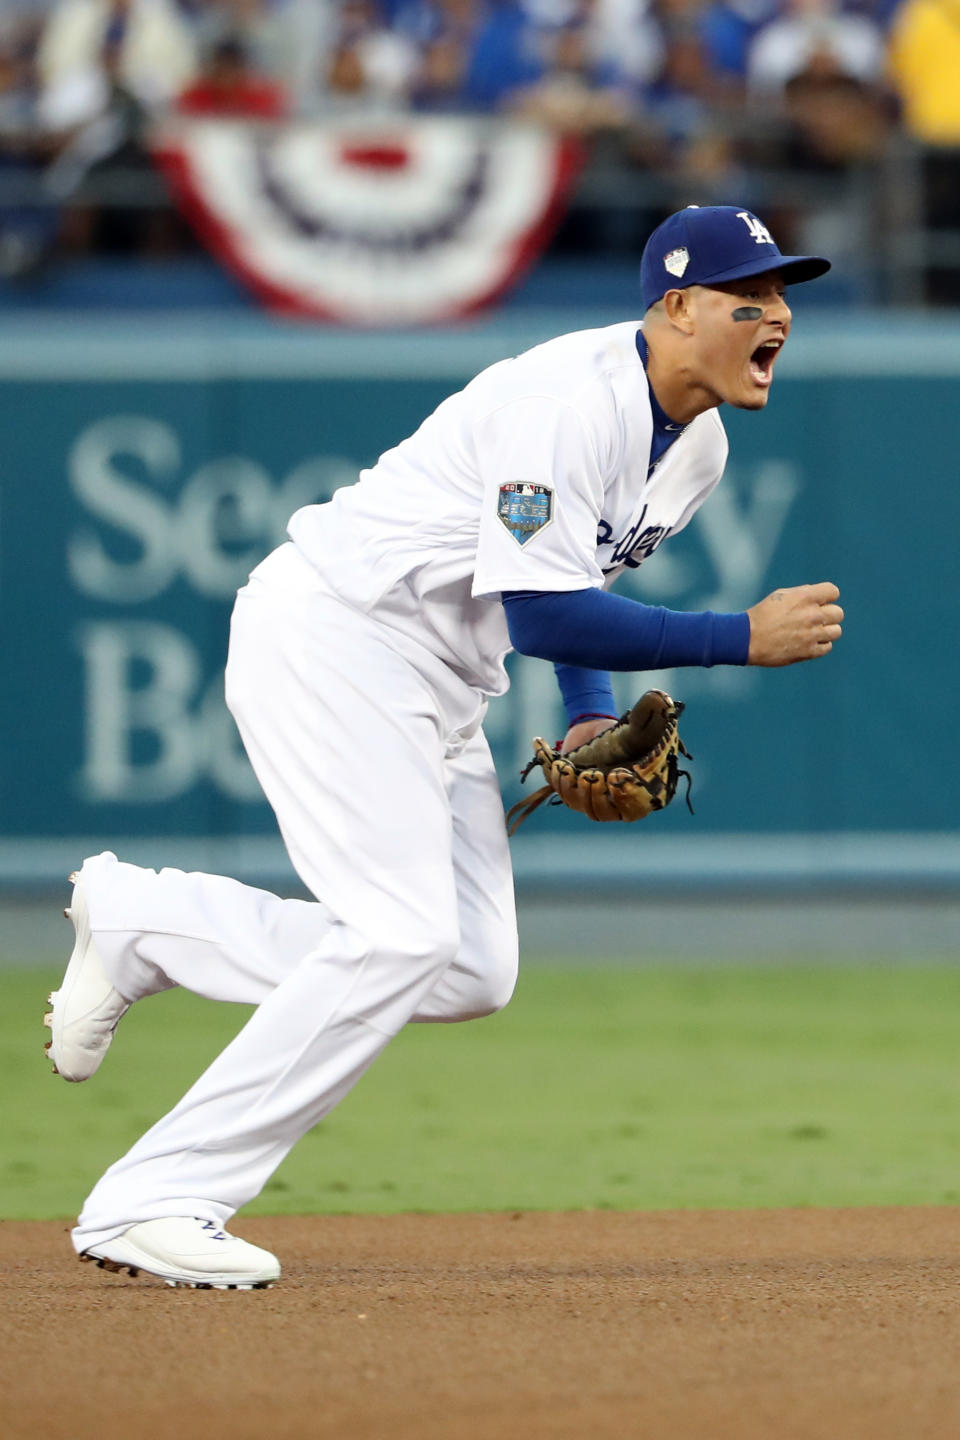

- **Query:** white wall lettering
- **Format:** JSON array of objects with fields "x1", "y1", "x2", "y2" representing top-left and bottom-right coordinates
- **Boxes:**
[
  {"x1": 68, "y1": 417, "x2": 181, "y2": 602},
  {"x1": 75, "y1": 620, "x2": 259, "y2": 802},
  {"x1": 68, "y1": 415, "x2": 358, "y2": 603}
]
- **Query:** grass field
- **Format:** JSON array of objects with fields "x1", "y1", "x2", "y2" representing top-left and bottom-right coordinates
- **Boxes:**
[{"x1": 4, "y1": 962, "x2": 960, "y2": 1221}]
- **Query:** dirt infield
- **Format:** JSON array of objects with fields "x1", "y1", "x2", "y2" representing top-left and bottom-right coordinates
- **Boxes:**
[{"x1": 4, "y1": 1208, "x2": 960, "y2": 1440}]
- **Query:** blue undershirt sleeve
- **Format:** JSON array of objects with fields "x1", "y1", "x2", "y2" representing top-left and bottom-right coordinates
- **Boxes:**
[
  {"x1": 502, "y1": 588, "x2": 751, "y2": 672},
  {"x1": 553, "y1": 663, "x2": 619, "y2": 728}
]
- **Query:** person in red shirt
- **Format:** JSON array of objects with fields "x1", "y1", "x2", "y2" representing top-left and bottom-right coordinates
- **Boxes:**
[{"x1": 177, "y1": 36, "x2": 286, "y2": 119}]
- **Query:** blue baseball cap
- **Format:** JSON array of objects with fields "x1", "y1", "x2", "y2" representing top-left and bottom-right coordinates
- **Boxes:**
[{"x1": 640, "y1": 205, "x2": 831, "y2": 311}]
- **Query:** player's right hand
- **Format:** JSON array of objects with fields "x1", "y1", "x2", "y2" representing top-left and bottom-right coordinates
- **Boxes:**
[{"x1": 746, "y1": 582, "x2": 843, "y2": 666}]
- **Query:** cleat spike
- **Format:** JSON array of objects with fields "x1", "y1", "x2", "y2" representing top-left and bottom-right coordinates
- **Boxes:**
[
  {"x1": 68, "y1": 871, "x2": 80, "y2": 884},
  {"x1": 79, "y1": 1219, "x2": 280, "y2": 1289},
  {"x1": 43, "y1": 1012, "x2": 52, "y2": 1028},
  {"x1": 63, "y1": 908, "x2": 70, "y2": 919}
]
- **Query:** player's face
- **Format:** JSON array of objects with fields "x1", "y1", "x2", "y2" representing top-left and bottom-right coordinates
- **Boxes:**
[{"x1": 692, "y1": 272, "x2": 792, "y2": 411}]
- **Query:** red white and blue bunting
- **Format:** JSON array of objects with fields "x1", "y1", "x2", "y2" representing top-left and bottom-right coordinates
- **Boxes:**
[{"x1": 153, "y1": 117, "x2": 581, "y2": 325}]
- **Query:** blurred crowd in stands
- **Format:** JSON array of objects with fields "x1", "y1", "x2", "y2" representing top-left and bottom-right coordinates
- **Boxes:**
[{"x1": 0, "y1": 0, "x2": 957, "y2": 299}]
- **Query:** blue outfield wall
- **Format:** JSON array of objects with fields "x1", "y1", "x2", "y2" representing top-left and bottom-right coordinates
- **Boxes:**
[{"x1": 1, "y1": 309, "x2": 958, "y2": 889}]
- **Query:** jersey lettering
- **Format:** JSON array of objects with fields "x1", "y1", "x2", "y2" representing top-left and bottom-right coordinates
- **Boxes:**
[
  {"x1": 737, "y1": 211, "x2": 774, "y2": 246},
  {"x1": 598, "y1": 504, "x2": 671, "y2": 572},
  {"x1": 620, "y1": 525, "x2": 669, "y2": 569}
]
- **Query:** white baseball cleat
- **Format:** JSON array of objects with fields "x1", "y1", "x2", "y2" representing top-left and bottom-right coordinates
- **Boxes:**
[
  {"x1": 43, "y1": 866, "x2": 130, "y2": 1082},
  {"x1": 80, "y1": 1217, "x2": 281, "y2": 1289}
]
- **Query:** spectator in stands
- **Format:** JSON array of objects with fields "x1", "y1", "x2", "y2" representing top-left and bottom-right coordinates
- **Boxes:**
[
  {"x1": 699, "y1": 0, "x2": 777, "y2": 87},
  {"x1": 746, "y1": 0, "x2": 886, "y2": 103},
  {"x1": 455, "y1": 1, "x2": 544, "y2": 111},
  {"x1": 0, "y1": 24, "x2": 41, "y2": 145},
  {"x1": 631, "y1": 0, "x2": 754, "y2": 218},
  {"x1": 36, "y1": 1, "x2": 196, "y2": 257},
  {"x1": 746, "y1": 45, "x2": 893, "y2": 293},
  {"x1": 888, "y1": 0, "x2": 960, "y2": 303},
  {"x1": 416, "y1": 0, "x2": 662, "y2": 120},
  {"x1": 887, "y1": 0, "x2": 960, "y2": 146},
  {"x1": 320, "y1": 0, "x2": 418, "y2": 112},
  {"x1": 0, "y1": 18, "x2": 58, "y2": 277},
  {"x1": 37, "y1": 0, "x2": 197, "y2": 130},
  {"x1": 506, "y1": 15, "x2": 637, "y2": 134},
  {"x1": 781, "y1": 60, "x2": 891, "y2": 169},
  {"x1": 751, "y1": 1, "x2": 893, "y2": 180},
  {"x1": 736, "y1": 0, "x2": 892, "y2": 277},
  {"x1": 404, "y1": 0, "x2": 479, "y2": 112},
  {"x1": 180, "y1": 0, "x2": 334, "y2": 113},
  {"x1": 643, "y1": 0, "x2": 728, "y2": 147},
  {"x1": 177, "y1": 34, "x2": 287, "y2": 115},
  {"x1": 527, "y1": 0, "x2": 665, "y2": 94}
]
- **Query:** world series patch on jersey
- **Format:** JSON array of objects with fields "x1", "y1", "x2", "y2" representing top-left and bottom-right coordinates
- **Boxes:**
[{"x1": 497, "y1": 483, "x2": 554, "y2": 546}]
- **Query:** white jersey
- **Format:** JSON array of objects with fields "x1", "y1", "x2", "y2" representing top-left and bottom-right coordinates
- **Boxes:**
[{"x1": 288, "y1": 321, "x2": 728, "y2": 696}]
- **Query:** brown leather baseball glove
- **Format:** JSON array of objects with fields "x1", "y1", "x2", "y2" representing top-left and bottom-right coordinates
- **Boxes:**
[{"x1": 505, "y1": 689, "x2": 692, "y2": 834}]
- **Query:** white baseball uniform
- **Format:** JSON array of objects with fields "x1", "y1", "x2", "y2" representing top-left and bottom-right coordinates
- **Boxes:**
[{"x1": 72, "y1": 322, "x2": 728, "y2": 1250}]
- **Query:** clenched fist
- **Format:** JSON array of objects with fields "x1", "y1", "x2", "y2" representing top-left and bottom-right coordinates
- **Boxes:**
[{"x1": 747, "y1": 582, "x2": 843, "y2": 667}]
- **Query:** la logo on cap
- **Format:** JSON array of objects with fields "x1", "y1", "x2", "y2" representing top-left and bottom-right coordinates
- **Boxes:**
[
  {"x1": 738, "y1": 211, "x2": 774, "y2": 245},
  {"x1": 664, "y1": 247, "x2": 689, "y2": 277}
]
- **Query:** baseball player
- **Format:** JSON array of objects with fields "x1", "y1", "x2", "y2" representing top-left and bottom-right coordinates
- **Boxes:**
[{"x1": 44, "y1": 205, "x2": 843, "y2": 1289}]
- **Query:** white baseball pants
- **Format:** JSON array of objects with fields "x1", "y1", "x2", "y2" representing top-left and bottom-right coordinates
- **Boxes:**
[{"x1": 72, "y1": 544, "x2": 518, "y2": 1251}]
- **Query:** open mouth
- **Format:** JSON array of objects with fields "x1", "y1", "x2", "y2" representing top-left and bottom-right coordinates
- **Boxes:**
[{"x1": 749, "y1": 338, "x2": 783, "y2": 386}]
